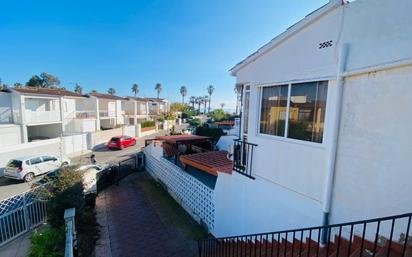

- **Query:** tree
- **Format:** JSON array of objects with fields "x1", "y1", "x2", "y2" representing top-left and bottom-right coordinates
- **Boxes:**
[
  {"x1": 107, "y1": 88, "x2": 116, "y2": 95},
  {"x1": 132, "y1": 83, "x2": 139, "y2": 97},
  {"x1": 220, "y1": 103, "x2": 225, "y2": 109},
  {"x1": 155, "y1": 83, "x2": 162, "y2": 98},
  {"x1": 74, "y1": 83, "x2": 83, "y2": 94},
  {"x1": 195, "y1": 97, "x2": 202, "y2": 112},
  {"x1": 90, "y1": 90, "x2": 98, "y2": 93},
  {"x1": 180, "y1": 86, "x2": 187, "y2": 103},
  {"x1": 40, "y1": 72, "x2": 60, "y2": 88},
  {"x1": 234, "y1": 84, "x2": 243, "y2": 115},
  {"x1": 189, "y1": 96, "x2": 196, "y2": 109},
  {"x1": 203, "y1": 95, "x2": 209, "y2": 114},
  {"x1": 207, "y1": 85, "x2": 214, "y2": 113},
  {"x1": 13, "y1": 82, "x2": 23, "y2": 88},
  {"x1": 26, "y1": 75, "x2": 43, "y2": 88}
]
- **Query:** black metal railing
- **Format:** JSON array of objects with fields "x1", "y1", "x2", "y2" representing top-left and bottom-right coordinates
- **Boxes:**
[
  {"x1": 198, "y1": 212, "x2": 412, "y2": 257},
  {"x1": 233, "y1": 139, "x2": 257, "y2": 179},
  {"x1": 97, "y1": 152, "x2": 145, "y2": 191}
]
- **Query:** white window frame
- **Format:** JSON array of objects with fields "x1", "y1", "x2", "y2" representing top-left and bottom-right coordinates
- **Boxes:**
[
  {"x1": 256, "y1": 79, "x2": 329, "y2": 148},
  {"x1": 242, "y1": 84, "x2": 251, "y2": 136}
]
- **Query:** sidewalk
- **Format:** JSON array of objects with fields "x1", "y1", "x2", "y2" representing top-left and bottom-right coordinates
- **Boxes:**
[
  {"x1": 0, "y1": 232, "x2": 31, "y2": 257},
  {"x1": 95, "y1": 172, "x2": 208, "y2": 257}
]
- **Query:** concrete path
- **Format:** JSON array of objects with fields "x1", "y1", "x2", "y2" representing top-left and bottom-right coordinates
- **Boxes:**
[
  {"x1": 0, "y1": 232, "x2": 31, "y2": 257},
  {"x1": 95, "y1": 172, "x2": 207, "y2": 257}
]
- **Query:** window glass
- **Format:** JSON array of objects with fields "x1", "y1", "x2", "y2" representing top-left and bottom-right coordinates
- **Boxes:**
[
  {"x1": 7, "y1": 160, "x2": 22, "y2": 168},
  {"x1": 259, "y1": 85, "x2": 289, "y2": 136},
  {"x1": 30, "y1": 157, "x2": 43, "y2": 165},
  {"x1": 42, "y1": 156, "x2": 57, "y2": 162},
  {"x1": 287, "y1": 81, "x2": 328, "y2": 143},
  {"x1": 243, "y1": 91, "x2": 250, "y2": 134}
]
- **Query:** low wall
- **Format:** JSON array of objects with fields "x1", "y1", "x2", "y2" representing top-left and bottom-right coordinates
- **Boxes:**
[
  {"x1": 62, "y1": 134, "x2": 89, "y2": 157},
  {"x1": 140, "y1": 126, "x2": 157, "y2": 137},
  {"x1": 0, "y1": 124, "x2": 21, "y2": 147}
]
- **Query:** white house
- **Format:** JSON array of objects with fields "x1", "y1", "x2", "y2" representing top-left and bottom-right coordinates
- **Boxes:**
[
  {"x1": 225, "y1": 0, "x2": 412, "y2": 235},
  {"x1": 88, "y1": 92, "x2": 126, "y2": 129},
  {"x1": 144, "y1": 0, "x2": 412, "y2": 244}
]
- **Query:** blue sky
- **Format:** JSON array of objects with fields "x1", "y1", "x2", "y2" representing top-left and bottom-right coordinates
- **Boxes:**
[{"x1": 0, "y1": 0, "x2": 327, "y2": 109}]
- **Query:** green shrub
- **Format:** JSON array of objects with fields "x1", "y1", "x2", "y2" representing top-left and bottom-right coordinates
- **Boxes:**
[
  {"x1": 209, "y1": 109, "x2": 231, "y2": 122},
  {"x1": 77, "y1": 207, "x2": 100, "y2": 257},
  {"x1": 189, "y1": 118, "x2": 202, "y2": 127},
  {"x1": 29, "y1": 226, "x2": 65, "y2": 257},
  {"x1": 195, "y1": 126, "x2": 226, "y2": 140},
  {"x1": 47, "y1": 167, "x2": 85, "y2": 229},
  {"x1": 141, "y1": 120, "x2": 156, "y2": 128},
  {"x1": 182, "y1": 109, "x2": 198, "y2": 119}
]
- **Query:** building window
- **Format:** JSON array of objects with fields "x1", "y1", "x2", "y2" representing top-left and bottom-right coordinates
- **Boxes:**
[
  {"x1": 259, "y1": 85, "x2": 288, "y2": 136},
  {"x1": 243, "y1": 90, "x2": 250, "y2": 134},
  {"x1": 259, "y1": 81, "x2": 328, "y2": 143}
]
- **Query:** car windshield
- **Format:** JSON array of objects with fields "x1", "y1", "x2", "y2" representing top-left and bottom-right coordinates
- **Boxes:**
[
  {"x1": 7, "y1": 160, "x2": 22, "y2": 168},
  {"x1": 111, "y1": 137, "x2": 121, "y2": 142}
]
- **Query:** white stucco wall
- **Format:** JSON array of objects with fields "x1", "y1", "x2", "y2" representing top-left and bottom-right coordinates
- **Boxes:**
[
  {"x1": 214, "y1": 171, "x2": 323, "y2": 237},
  {"x1": 0, "y1": 125, "x2": 21, "y2": 147},
  {"x1": 330, "y1": 65, "x2": 412, "y2": 224}
]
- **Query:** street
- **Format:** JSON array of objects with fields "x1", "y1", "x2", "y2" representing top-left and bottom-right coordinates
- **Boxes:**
[{"x1": 0, "y1": 125, "x2": 187, "y2": 201}]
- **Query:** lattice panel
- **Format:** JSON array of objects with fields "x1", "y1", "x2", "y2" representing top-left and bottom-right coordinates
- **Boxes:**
[
  {"x1": 145, "y1": 149, "x2": 215, "y2": 231},
  {"x1": 0, "y1": 186, "x2": 47, "y2": 216}
]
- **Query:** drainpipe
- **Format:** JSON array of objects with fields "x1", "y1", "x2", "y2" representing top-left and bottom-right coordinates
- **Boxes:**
[{"x1": 321, "y1": 43, "x2": 349, "y2": 243}]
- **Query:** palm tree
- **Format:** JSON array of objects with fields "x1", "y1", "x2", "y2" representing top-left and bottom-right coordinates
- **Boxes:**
[
  {"x1": 132, "y1": 83, "x2": 139, "y2": 97},
  {"x1": 13, "y1": 82, "x2": 23, "y2": 88},
  {"x1": 207, "y1": 85, "x2": 215, "y2": 113},
  {"x1": 155, "y1": 83, "x2": 162, "y2": 98},
  {"x1": 234, "y1": 84, "x2": 243, "y2": 115},
  {"x1": 220, "y1": 103, "x2": 225, "y2": 109},
  {"x1": 195, "y1": 97, "x2": 202, "y2": 113},
  {"x1": 203, "y1": 95, "x2": 209, "y2": 114},
  {"x1": 108, "y1": 88, "x2": 116, "y2": 95},
  {"x1": 74, "y1": 83, "x2": 83, "y2": 94},
  {"x1": 189, "y1": 96, "x2": 196, "y2": 109},
  {"x1": 180, "y1": 86, "x2": 187, "y2": 103}
]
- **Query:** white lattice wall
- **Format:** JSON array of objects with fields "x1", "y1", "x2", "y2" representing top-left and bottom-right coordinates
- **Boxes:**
[{"x1": 145, "y1": 147, "x2": 215, "y2": 231}]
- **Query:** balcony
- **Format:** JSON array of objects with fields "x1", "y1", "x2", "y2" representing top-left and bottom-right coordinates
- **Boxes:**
[
  {"x1": 25, "y1": 110, "x2": 61, "y2": 124},
  {"x1": 75, "y1": 111, "x2": 96, "y2": 119},
  {"x1": 232, "y1": 139, "x2": 258, "y2": 179}
]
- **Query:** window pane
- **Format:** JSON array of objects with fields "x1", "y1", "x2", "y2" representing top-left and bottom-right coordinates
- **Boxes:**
[
  {"x1": 243, "y1": 91, "x2": 250, "y2": 134},
  {"x1": 30, "y1": 157, "x2": 42, "y2": 165},
  {"x1": 288, "y1": 81, "x2": 328, "y2": 143},
  {"x1": 259, "y1": 85, "x2": 288, "y2": 136}
]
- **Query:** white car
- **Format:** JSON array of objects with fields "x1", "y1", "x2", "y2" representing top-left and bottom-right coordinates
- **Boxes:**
[{"x1": 4, "y1": 155, "x2": 71, "y2": 182}]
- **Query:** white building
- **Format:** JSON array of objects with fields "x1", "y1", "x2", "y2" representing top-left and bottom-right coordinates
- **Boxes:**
[
  {"x1": 145, "y1": 0, "x2": 412, "y2": 244},
  {"x1": 225, "y1": 0, "x2": 412, "y2": 235},
  {"x1": 122, "y1": 97, "x2": 170, "y2": 125}
]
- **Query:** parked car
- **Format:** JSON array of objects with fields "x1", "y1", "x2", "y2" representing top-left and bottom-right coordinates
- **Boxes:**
[
  {"x1": 31, "y1": 164, "x2": 102, "y2": 189},
  {"x1": 4, "y1": 155, "x2": 71, "y2": 182},
  {"x1": 107, "y1": 136, "x2": 136, "y2": 150}
]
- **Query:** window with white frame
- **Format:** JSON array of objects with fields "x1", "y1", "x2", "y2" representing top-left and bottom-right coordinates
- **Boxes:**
[{"x1": 259, "y1": 81, "x2": 328, "y2": 143}]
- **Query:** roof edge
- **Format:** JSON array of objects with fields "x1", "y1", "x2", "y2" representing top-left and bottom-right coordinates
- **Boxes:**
[{"x1": 229, "y1": 1, "x2": 343, "y2": 76}]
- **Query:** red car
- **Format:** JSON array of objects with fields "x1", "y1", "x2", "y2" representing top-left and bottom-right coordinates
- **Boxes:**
[{"x1": 107, "y1": 136, "x2": 137, "y2": 150}]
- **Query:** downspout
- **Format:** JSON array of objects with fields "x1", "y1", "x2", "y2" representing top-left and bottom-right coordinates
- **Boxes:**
[{"x1": 321, "y1": 43, "x2": 349, "y2": 243}]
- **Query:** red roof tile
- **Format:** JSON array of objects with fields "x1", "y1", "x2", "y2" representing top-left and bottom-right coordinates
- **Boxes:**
[
  {"x1": 180, "y1": 151, "x2": 233, "y2": 176},
  {"x1": 13, "y1": 87, "x2": 85, "y2": 97},
  {"x1": 155, "y1": 135, "x2": 212, "y2": 145},
  {"x1": 89, "y1": 92, "x2": 126, "y2": 100}
]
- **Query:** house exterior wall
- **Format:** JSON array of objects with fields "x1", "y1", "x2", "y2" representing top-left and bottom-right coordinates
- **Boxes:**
[
  {"x1": 0, "y1": 92, "x2": 13, "y2": 124},
  {"x1": 0, "y1": 125, "x2": 21, "y2": 147},
  {"x1": 330, "y1": 65, "x2": 412, "y2": 224}
]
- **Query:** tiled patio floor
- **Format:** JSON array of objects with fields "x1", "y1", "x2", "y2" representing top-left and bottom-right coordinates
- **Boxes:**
[{"x1": 95, "y1": 172, "x2": 208, "y2": 257}]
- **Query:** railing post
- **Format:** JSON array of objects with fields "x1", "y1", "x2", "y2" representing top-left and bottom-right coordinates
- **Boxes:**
[
  {"x1": 22, "y1": 193, "x2": 30, "y2": 231},
  {"x1": 64, "y1": 208, "x2": 76, "y2": 257}
]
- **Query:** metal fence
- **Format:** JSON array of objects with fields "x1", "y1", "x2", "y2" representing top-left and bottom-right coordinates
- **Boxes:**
[
  {"x1": 97, "y1": 153, "x2": 145, "y2": 191},
  {"x1": 0, "y1": 189, "x2": 48, "y2": 247}
]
